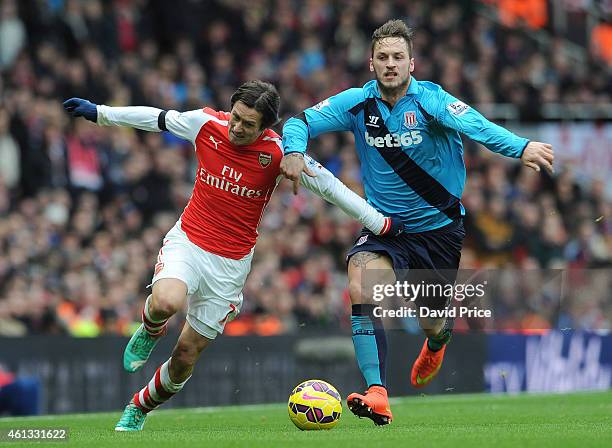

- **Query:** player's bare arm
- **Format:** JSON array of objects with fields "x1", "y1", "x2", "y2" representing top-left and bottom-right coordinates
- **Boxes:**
[
  {"x1": 521, "y1": 141, "x2": 554, "y2": 174},
  {"x1": 280, "y1": 152, "x2": 316, "y2": 194}
]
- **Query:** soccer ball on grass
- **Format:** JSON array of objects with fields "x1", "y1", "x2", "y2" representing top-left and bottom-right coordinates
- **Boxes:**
[{"x1": 287, "y1": 379, "x2": 342, "y2": 430}]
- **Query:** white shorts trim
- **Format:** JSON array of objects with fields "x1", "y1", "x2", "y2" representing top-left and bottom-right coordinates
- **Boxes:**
[{"x1": 186, "y1": 315, "x2": 219, "y2": 340}]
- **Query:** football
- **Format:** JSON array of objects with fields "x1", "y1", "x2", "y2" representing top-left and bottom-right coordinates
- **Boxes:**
[{"x1": 287, "y1": 379, "x2": 342, "y2": 430}]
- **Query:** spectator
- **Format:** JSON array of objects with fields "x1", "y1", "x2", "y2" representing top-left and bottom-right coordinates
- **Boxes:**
[
  {"x1": 0, "y1": 0, "x2": 25, "y2": 70},
  {"x1": 0, "y1": 107, "x2": 20, "y2": 189}
]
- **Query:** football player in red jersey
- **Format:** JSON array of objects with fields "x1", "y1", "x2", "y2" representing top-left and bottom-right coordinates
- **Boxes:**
[{"x1": 63, "y1": 80, "x2": 404, "y2": 431}]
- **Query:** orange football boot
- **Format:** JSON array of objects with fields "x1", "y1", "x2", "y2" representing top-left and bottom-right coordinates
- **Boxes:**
[
  {"x1": 347, "y1": 385, "x2": 393, "y2": 425},
  {"x1": 411, "y1": 339, "x2": 446, "y2": 388}
]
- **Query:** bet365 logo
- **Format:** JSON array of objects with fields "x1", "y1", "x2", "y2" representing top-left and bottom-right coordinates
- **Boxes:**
[{"x1": 364, "y1": 130, "x2": 423, "y2": 148}]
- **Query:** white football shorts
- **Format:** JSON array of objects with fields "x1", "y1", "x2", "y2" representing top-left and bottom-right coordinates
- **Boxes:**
[{"x1": 151, "y1": 221, "x2": 253, "y2": 339}]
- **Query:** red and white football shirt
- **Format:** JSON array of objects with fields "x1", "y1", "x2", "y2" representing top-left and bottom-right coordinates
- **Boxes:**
[{"x1": 164, "y1": 107, "x2": 283, "y2": 259}]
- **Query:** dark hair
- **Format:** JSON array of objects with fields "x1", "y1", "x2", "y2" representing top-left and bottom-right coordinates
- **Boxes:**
[
  {"x1": 371, "y1": 19, "x2": 414, "y2": 57},
  {"x1": 230, "y1": 80, "x2": 281, "y2": 130}
]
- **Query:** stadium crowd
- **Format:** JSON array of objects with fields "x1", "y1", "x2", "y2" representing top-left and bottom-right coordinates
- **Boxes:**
[{"x1": 0, "y1": 0, "x2": 610, "y2": 337}]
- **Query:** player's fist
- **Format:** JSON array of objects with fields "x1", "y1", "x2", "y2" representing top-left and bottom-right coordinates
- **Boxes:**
[
  {"x1": 280, "y1": 152, "x2": 316, "y2": 194},
  {"x1": 63, "y1": 98, "x2": 98, "y2": 123},
  {"x1": 380, "y1": 214, "x2": 405, "y2": 237},
  {"x1": 521, "y1": 141, "x2": 554, "y2": 175}
]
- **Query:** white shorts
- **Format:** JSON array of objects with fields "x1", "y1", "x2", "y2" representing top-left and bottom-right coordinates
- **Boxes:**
[{"x1": 151, "y1": 221, "x2": 253, "y2": 339}]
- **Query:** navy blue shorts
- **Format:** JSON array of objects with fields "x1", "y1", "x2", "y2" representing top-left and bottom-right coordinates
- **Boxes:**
[{"x1": 347, "y1": 220, "x2": 465, "y2": 311}]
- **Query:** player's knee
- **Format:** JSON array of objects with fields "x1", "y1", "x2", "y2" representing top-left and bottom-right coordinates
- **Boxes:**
[
  {"x1": 348, "y1": 278, "x2": 367, "y2": 304},
  {"x1": 151, "y1": 290, "x2": 182, "y2": 317}
]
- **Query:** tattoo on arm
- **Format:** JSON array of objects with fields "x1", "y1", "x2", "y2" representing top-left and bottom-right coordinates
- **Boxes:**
[{"x1": 349, "y1": 251, "x2": 382, "y2": 268}]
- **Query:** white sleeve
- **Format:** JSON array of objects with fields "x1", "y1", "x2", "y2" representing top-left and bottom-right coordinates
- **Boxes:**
[
  {"x1": 163, "y1": 110, "x2": 208, "y2": 143},
  {"x1": 300, "y1": 155, "x2": 387, "y2": 234},
  {"x1": 96, "y1": 106, "x2": 207, "y2": 144}
]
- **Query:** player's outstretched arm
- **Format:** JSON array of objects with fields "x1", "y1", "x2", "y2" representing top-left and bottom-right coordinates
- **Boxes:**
[
  {"x1": 434, "y1": 90, "x2": 554, "y2": 173},
  {"x1": 299, "y1": 154, "x2": 404, "y2": 236},
  {"x1": 64, "y1": 97, "x2": 163, "y2": 132},
  {"x1": 63, "y1": 98, "x2": 202, "y2": 143}
]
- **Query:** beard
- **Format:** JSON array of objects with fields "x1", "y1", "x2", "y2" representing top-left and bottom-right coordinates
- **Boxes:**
[{"x1": 375, "y1": 70, "x2": 411, "y2": 98}]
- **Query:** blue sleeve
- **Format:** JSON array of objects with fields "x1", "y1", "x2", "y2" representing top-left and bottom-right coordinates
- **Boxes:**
[
  {"x1": 282, "y1": 88, "x2": 363, "y2": 154},
  {"x1": 282, "y1": 117, "x2": 309, "y2": 154},
  {"x1": 435, "y1": 89, "x2": 529, "y2": 158}
]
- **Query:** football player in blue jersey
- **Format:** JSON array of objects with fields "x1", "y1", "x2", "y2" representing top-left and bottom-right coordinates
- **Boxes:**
[{"x1": 281, "y1": 19, "x2": 554, "y2": 425}]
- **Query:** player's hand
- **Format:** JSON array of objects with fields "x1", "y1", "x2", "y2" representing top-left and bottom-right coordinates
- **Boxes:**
[
  {"x1": 280, "y1": 152, "x2": 316, "y2": 195},
  {"x1": 379, "y1": 214, "x2": 405, "y2": 237},
  {"x1": 63, "y1": 98, "x2": 98, "y2": 123},
  {"x1": 521, "y1": 141, "x2": 554, "y2": 175}
]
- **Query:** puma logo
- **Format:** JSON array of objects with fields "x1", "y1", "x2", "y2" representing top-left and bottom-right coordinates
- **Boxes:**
[{"x1": 209, "y1": 135, "x2": 222, "y2": 150}]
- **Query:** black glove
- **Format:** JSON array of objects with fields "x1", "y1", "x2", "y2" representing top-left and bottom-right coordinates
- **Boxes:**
[
  {"x1": 63, "y1": 98, "x2": 98, "y2": 122},
  {"x1": 380, "y1": 214, "x2": 405, "y2": 237}
]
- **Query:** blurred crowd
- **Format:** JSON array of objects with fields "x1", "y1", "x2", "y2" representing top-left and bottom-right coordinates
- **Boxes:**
[{"x1": 0, "y1": 0, "x2": 610, "y2": 337}]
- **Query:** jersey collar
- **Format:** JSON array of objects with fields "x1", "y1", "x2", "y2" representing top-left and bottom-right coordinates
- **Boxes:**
[{"x1": 367, "y1": 76, "x2": 420, "y2": 98}]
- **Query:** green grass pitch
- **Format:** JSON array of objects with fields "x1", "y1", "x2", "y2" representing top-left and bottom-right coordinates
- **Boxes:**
[{"x1": 1, "y1": 392, "x2": 611, "y2": 447}]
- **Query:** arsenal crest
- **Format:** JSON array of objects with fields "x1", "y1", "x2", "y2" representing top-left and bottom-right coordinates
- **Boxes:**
[
  {"x1": 404, "y1": 111, "x2": 418, "y2": 129},
  {"x1": 258, "y1": 152, "x2": 272, "y2": 168}
]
